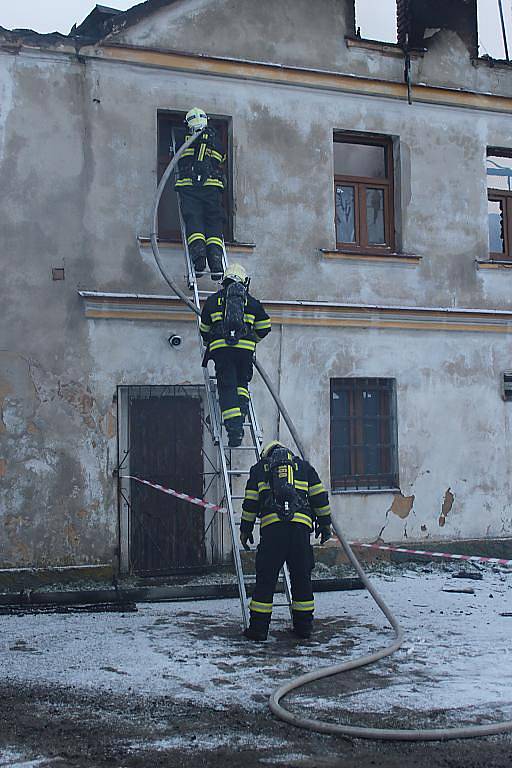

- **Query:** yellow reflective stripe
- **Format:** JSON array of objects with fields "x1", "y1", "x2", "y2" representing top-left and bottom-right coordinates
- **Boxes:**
[
  {"x1": 254, "y1": 319, "x2": 271, "y2": 329},
  {"x1": 257, "y1": 482, "x2": 271, "y2": 492},
  {"x1": 242, "y1": 510, "x2": 257, "y2": 521},
  {"x1": 199, "y1": 322, "x2": 211, "y2": 333},
  {"x1": 292, "y1": 513, "x2": 313, "y2": 528},
  {"x1": 209, "y1": 339, "x2": 256, "y2": 351},
  {"x1": 222, "y1": 407, "x2": 241, "y2": 420},
  {"x1": 198, "y1": 142, "x2": 207, "y2": 161},
  {"x1": 249, "y1": 600, "x2": 273, "y2": 614},
  {"x1": 315, "y1": 505, "x2": 331, "y2": 516},
  {"x1": 203, "y1": 179, "x2": 224, "y2": 187},
  {"x1": 260, "y1": 513, "x2": 280, "y2": 528},
  {"x1": 244, "y1": 489, "x2": 259, "y2": 501},
  {"x1": 175, "y1": 178, "x2": 193, "y2": 186},
  {"x1": 187, "y1": 232, "x2": 206, "y2": 244},
  {"x1": 211, "y1": 311, "x2": 223, "y2": 322},
  {"x1": 181, "y1": 148, "x2": 195, "y2": 156},
  {"x1": 209, "y1": 149, "x2": 223, "y2": 161},
  {"x1": 237, "y1": 387, "x2": 250, "y2": 398},
  {"x1": 292, "y1": 600, "x2": 314, "y2": 612},
  {"x1": 206, "y1": 237, "x2": 223, "y2": 247},
  {"x1": 244, "y1": 313, "x2": 255, "y2": 323},
  {"x1": 309, "y1": 483, "x2": 325, "y2": 496},
  {"x1": 294, "y1": 480, "x2": 308, "y2": 491}
]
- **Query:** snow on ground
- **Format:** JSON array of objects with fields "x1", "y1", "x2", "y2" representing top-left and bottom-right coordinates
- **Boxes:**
[{"x1": 1, "y1": 566, "x2": 512, "y2": 725}]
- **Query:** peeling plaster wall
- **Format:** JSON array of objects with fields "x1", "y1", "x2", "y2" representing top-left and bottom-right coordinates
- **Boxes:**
[{"x1": 1, "y1": 0, "x2": 512, "y2": 567}]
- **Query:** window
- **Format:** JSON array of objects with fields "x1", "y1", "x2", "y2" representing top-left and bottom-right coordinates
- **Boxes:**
[
  {"x1": 330, "y1": 378, "x2": 399, "y2": 491},
  {"x1": 157, "y1": 112, "x2": 231, "y2": 241},
  {"x1": 487, "y1": 150, "x2": 512, "y2": 261},
  {"x1": 503, "y1": 372, "x2": 512, "y2": 402},
  {"x1": 334, "y1": 134, "x2": 395, "y2": 253}
]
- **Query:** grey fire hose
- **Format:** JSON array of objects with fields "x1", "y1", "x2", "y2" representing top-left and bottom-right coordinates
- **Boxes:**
[{"x1": 150, "y1": 138, "x2": 512, "y2": 742}]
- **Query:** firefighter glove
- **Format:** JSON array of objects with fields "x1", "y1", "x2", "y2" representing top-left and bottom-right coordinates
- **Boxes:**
[
  {"x1": 316, "y1": 525, "x2": 332, "y2": 545},
  {"x1": 240, "y1": 531, "x2": 254, "y2": 551}
]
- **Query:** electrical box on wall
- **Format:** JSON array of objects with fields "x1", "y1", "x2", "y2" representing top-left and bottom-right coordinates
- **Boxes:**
[{"x1": 503, "y1": 372, "x2": 512, "y2": 401}]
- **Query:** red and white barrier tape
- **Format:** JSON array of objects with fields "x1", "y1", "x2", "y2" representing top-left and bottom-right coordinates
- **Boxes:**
[
  {"x1": 121, "y1": 475, "x2": 227, "y2": 514},
  {"x1": 121, "y1": 476, "x2": 512, "y2": 566},
  {"x1": 349, "y1": 542, "x2": 512, "y2": 567}
]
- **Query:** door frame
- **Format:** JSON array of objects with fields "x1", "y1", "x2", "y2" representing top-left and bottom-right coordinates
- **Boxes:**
[{"x1": 116, "y1": 384, "x2": 222, "y2": 575}]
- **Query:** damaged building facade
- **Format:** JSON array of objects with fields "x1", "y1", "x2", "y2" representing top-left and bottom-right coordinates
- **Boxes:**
[{"x1": 1, "y1": 0, "x2": 511, "y2": 574}]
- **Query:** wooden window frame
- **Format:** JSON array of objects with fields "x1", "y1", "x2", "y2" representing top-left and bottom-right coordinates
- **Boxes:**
[
  {"x1": 330, "y1": 377, "x2": 399, "y2": 492},
  {"x1": 334, "y1": 133, "x2": 395, "y2": 254},
  {"x1": 157, "y1": 111, "x2": 232, "y2": 242},
  {"x1": 487, "y1": 148, "x2": 512, "y2": 262}
]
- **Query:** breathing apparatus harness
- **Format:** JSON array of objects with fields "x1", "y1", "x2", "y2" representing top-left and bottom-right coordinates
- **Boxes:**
[{"x1": 263, "y1": 447, "x2": 307, "y2": 522}]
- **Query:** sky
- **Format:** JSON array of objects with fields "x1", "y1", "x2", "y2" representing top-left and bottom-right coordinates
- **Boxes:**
[{"x1": 0, "y1": 0, "x2": 510, "y2": 59}]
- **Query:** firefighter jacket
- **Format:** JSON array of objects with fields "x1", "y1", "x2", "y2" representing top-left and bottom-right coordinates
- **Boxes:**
[
  {"x1": 199, "y1": 290, "x2": 271, "y2": 355},
  {"x1": 174, "y1": 126, "x2": 226, "y2": 190},
  {"x1": 241, "y1": 456, "x2": 332, "y2": 535}
]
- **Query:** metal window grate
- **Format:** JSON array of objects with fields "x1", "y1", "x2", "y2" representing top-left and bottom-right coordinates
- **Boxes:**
[
  {"x1": 503, "y1": 372, "x2": 512, "y2": 401},
  {"x1": 330, "y1": 377, "x2": 399, "y2": 491}
]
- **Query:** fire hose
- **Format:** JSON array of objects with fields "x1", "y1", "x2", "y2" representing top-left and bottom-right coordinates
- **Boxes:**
[{"x1": 149, "y1": 134, "x2": 512, "y2": 741}]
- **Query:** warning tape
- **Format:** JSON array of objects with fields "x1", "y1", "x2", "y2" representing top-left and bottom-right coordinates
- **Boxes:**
[
  {"x1": 121, "y1": 476, "x2": 227, "y2": 514},
  {"x1": 120, "y1": 477, "x2": 512, "y2": 566},
  {"x1": 349, "y1": 542, "x2": 512, "y2": 567}
]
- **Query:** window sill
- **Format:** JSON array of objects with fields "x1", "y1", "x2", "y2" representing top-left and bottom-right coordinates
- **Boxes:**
[
  {"x1": 332, "y1": 487, "x2": 401, "y2": 495},
  {"x1": 321, "y1": 248, "x2": 421, "y2": 265},
  {"x1": 476, "y1": 259, "x2": 512, "y2": 270},
  {"x1": 138, "y1": 236, "x2": 256, "y2": 252},
  {"x1": 344, "y1": 35, "x2": 424, "y2": 59}
]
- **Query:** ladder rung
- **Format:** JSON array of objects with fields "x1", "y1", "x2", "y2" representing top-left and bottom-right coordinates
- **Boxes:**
[
  {"x1": 227, "y1": 469, "x2": 250, "y2": 475},
  {"x1": 224, "y1": 445, "x2": 259, "y2": 451},
  {"x1": 231, "y1": 495, "x2": 245, "y2": 500}
]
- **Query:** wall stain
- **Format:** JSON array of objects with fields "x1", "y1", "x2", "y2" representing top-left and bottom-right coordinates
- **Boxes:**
[{"x1": 439, "y1": 487, "x2": 454, "y2": 527}]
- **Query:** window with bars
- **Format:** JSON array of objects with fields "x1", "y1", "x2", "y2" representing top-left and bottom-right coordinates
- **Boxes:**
[
  {"x1": 334, "y1": 134, "x2": 395, "y2": 253},
  {"x1": 157, "y1": 112, "x2": 232, "y2": 241},
  {"x1": 330, "y1": 378, "x2": 399, "y2": 491},
  {"x1": 487, "y1": 149, "x2": 512, "y2": 261}
]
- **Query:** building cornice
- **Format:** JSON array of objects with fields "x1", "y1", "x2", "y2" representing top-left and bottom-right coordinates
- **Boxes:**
[
  {"x1": 88, "y1": 43, "x2": 512, "y2": 114},
  {"x1": 79, "y1": 291, "x2": 512, "y2": 333}
]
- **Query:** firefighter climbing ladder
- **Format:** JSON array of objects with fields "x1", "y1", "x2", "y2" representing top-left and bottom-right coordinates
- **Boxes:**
[{"x1": 167, "y1": 129, "x2": 292, "y2": 630}]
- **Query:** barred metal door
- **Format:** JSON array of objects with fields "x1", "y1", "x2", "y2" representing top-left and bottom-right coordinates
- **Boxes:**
[{"x1": 128, "y1": 390, "x2": 204, "y2": 574}]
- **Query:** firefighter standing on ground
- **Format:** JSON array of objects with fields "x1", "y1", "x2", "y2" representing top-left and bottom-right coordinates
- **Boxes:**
[
  {"x1": 200, "y1": 263, "x2": 271, "y2": 447},
  {"x1": 175, "y1": 107, "x2": 226, "y2": 280},
  {"x1": 240, "y1": 441, "x2": 332, "y2": 641}
]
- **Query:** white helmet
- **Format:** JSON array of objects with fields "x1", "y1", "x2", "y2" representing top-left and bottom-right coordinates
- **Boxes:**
[
  {"x1": 185, "y1": 107, "x2": 208, "y2": 133},
  {"x1": 222, "y1": 263, "x2": 249, "y2": 287},
  {"x1": 260, "y1": 440, "x2": 287, "y2": 459}
]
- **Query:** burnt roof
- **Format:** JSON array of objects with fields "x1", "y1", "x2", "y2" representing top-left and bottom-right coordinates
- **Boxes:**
[{"x1": 0, "y1": 1, "x2": 180, "y2": 47}]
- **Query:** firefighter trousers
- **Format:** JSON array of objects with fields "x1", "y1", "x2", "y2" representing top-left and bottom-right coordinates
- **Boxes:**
[
  {"x1": 249, "y1": 522, "x2": 315, "y2": 633},
  {"x1": 179, "y1": 185, "x2": 224, "y2": 267},
  {"x1": 212, "y1": 348, "x2": 253, "y2": 434}
]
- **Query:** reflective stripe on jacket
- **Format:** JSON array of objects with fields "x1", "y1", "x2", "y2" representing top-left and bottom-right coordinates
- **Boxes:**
[
  {"x1": 174, "y1": 126, "x2": 226, "y2": 189},
  {"x1": 199, "y1": 290, "x2": 271, "y2": 353},
  {"x1": 241, "y1": 457, "x2": 331, "y2": 534}
]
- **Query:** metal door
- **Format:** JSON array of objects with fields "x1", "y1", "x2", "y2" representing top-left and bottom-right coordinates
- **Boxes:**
[{"x1": 129, "y1": 391, "x2": 204, "y2": 574}]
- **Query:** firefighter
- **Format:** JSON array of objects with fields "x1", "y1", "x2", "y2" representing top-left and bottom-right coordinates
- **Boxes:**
[
  {"x1": 174, "y1": 107, "x2": 226, "y2": 280},
  {"x1": 240, "y1": 441, "x2": 332, "y2": 641},
  {"x1": 199, "y1": 263, "x2": 271, "y2": 447}
]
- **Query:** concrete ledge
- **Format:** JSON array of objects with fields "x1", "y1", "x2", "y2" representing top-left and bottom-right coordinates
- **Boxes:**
[{"x1": 0, "y1": 564, "x2": 114, "y2": 592}]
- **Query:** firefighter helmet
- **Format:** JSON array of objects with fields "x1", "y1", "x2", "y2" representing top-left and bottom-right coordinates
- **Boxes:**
[
  {"x1": 222, "y1": 263, "x2": 249, "y2": 287},
  {"x1": 261, "y1": 440, "x2": 287, "y2": 459},
  {"x1": 185, "y1": 107, "x2": 208, "y2": 132}
]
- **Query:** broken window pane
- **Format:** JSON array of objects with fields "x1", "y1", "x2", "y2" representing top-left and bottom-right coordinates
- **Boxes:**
[
  {"x1": 334, "y1": 142, "x2": 386, "y2": 179},
  {"x1": 488, "y1": 199, "x2": 505, "y2": 253},
  {"x1": 335, "y1": 185, "x2": 355, "y2": 243},
  {"x1": 366, "y1": 188, "x2": 385, "y2": 244},
  {"x1": 487, "y1": 155, "x2": 512, "y2": 192}
]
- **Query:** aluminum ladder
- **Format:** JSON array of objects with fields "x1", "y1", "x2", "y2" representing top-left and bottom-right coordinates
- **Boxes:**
[{"x1": 171, "y1": 130, "x2": 293, "y2": 630}]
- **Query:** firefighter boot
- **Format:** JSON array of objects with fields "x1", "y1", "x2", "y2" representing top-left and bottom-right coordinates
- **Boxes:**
[
  {"x1": 292, "y1": 619, "x2": 313, "y2": 639},
  {"x1": 206, "y1": 244, "x2": 223, "y2": 281},
  {"x1": 189, "y1": 241, "x2": 206, "y2": 276},
  {"x1": 227, "y1": 425, "x2": 244, "y2": 448},
  {"x1": 244, "y1": 615, "x2": 270, "y2": 642}
]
